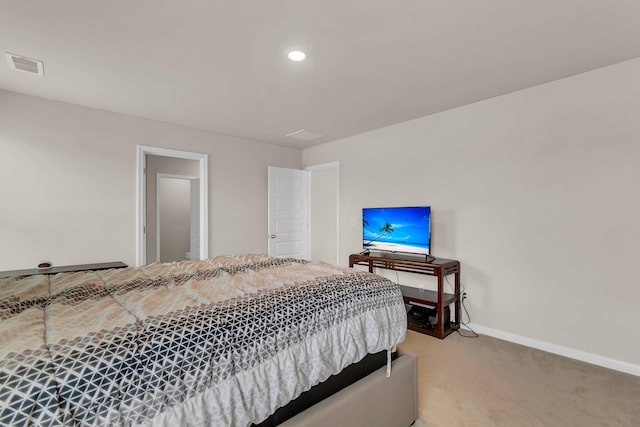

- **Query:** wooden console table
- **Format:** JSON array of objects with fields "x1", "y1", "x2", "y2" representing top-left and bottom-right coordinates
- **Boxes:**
[{"x1": 349, "y1": 253, "x2": 460, "y2": 339}]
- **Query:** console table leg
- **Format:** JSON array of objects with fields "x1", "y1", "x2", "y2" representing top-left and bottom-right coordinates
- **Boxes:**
[
  {"x1": 455, "y1": 271, "x2": 461, "y2": 330},
  {"x1": 437, "y1": 274, "x2": 444, "y2": 338}
]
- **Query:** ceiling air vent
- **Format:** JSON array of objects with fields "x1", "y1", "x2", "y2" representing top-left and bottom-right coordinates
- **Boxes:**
[
  {"x1": 285, "y1": 129, "x2": 325, "y2": 142},
  {"x1": 5, "y1": 52, "x2": 45, "y2": 76}
]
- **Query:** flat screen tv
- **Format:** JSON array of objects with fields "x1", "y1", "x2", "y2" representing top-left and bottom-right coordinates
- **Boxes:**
[{"x1": 362, "y1": 206, "x2": 431, "y2": 255}]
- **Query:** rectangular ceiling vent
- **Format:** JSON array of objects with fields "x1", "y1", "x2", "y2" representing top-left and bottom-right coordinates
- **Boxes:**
[
  {"x1": 285, "y1": 129, "x2": 325, "y2": 142},
  {"x1": 5, "y1": 52, "x2": 45, "y2": 76}
]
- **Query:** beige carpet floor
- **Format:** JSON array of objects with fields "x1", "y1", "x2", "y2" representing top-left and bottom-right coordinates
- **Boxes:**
[{"x1": 397, "y1": 330, "x2": 640, "y2": 427}]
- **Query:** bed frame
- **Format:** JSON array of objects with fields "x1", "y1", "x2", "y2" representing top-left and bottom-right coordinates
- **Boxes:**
[
  {"x1": 281, "y1": 352, "x2": 418, "y2": 427},
  {"x1": 255, "y1": 350, "x2": 418, "y2": 427}
]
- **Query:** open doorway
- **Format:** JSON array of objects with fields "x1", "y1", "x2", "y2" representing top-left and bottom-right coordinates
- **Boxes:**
[
  {"x1": 307, "y1": 162, "x2": 339, "y2": 264},
  {"x1": 136, "y1": 145, "x2": 208, "y2": 266}
]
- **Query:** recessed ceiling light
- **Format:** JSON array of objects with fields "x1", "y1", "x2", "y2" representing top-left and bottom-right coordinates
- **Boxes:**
[{"x1": 287, "y1": 50, "x2": 306, "y2": 62}]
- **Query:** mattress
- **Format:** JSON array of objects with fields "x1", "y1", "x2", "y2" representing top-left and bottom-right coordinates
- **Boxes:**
[{"x1": 0, "y1": 254, "x2": 407, "y2": 426}]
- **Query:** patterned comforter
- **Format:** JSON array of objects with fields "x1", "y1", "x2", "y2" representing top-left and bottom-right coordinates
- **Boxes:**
[{"x1": 0, "y1": 254, "x2": 407, "y2": 426}]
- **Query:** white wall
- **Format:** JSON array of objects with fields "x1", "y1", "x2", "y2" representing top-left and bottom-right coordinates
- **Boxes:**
[
  {"x1": 303, "y1": 58, "x2": 640, "y2": 370},
  {"x1": 0, "y1": 90, "x2": 301, "y2": 270}
]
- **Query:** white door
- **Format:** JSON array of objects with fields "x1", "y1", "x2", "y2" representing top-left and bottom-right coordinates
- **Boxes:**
[{"x1": 268, "y1": 166, "x2": 309, "y2": 259}]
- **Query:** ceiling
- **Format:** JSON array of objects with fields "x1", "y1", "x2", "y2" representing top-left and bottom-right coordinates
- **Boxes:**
[{"x1": 1, "y1": 1, "x2": 639, "y2": 148}]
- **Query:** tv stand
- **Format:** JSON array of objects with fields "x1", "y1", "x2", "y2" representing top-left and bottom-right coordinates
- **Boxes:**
[{"x1": 349, "y1": 253, "x2": 460, "y2": 339}]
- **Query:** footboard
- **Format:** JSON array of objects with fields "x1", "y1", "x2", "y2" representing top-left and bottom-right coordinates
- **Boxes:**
[{"x1": 280, "y1": 353, "x2": 418, "y2": 427}]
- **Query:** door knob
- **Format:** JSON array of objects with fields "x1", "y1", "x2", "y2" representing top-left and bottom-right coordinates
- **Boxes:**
[{"x1": 270, "y1": 234, "x2": 276, "y2": 239}]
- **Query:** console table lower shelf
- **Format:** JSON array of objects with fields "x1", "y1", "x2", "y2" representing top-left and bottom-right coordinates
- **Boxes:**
[{"x1": 400, "y1": 285, "x2": 459, "y2": 339}]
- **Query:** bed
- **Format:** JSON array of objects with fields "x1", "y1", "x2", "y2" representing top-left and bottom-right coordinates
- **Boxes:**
[{"x1": 0, "y1": 254, "x2": 415, "y2": 426}]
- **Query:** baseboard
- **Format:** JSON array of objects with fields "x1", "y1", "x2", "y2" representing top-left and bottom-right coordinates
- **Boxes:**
[{"x1": 466, "y1": 323, "x2": 640, "y2": 377}]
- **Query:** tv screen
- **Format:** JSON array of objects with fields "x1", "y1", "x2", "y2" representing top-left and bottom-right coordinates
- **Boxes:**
[{"x1": 362, "y1": 206, "x2": 431, "y2": 255}]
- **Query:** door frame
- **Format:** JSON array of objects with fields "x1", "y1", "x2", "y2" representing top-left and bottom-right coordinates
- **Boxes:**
[
  {"x1": 136, "y1": 145, "x2": 208, "y2": 266},
  {"x1": 305, "y1": 161, "x2": 340, "y2": 264},
  {"x1": 155, "y1": 173, "x2": 198, "y2": 263}
]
